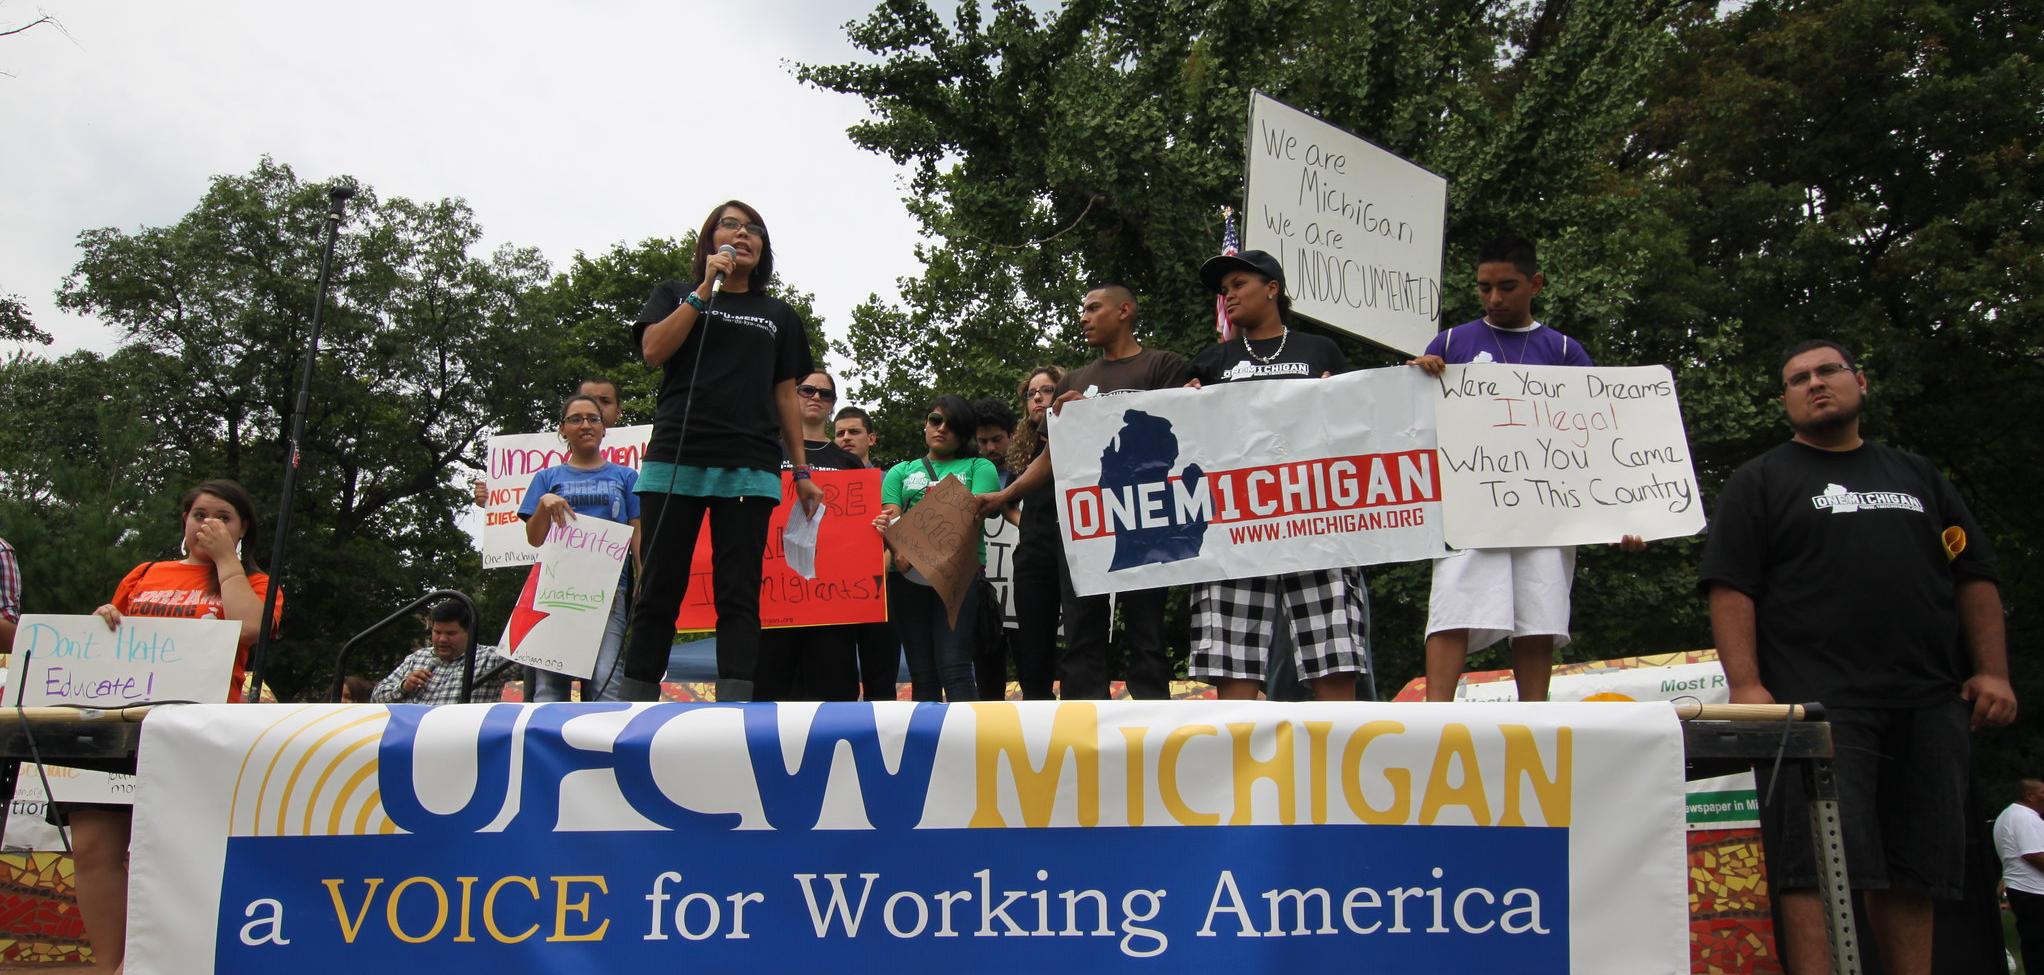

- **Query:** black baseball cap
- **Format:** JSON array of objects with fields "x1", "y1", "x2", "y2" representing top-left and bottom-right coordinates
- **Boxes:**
[{"x1": 1199, "y1": 249, "x2": 1285, "y2": 294}]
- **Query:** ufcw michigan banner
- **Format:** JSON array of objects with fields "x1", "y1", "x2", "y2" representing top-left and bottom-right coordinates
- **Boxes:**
[{"x1": 129, "y1": 702, "x2": 1689, "y2": 973}]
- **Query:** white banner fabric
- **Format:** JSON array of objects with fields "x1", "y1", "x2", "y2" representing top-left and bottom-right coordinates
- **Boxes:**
[
  {"x1": 1048, "y1": 367, "x2": 1444, "y2": 597},
  {"x1": 128, "y1": 700, "x2": 1690, "y2": 973}
]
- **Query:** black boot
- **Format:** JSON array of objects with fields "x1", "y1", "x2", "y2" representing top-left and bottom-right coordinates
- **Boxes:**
[{"x1": 715, "y1": 678, "x2": 755, "y2": 703}]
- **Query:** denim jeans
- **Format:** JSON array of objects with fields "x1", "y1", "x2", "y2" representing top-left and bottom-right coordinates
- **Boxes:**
[
  {"x1": 528, "y1": 580, "x2": 632, "y2": 702},
  {"x1": 888, "y1": 574, "x2": 978, "y2": 702}
]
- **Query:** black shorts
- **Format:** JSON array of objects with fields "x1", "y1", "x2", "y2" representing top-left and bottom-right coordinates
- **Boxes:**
[{"x1": 1755, "y1": 700, "x2": 1969, "y2": 899}]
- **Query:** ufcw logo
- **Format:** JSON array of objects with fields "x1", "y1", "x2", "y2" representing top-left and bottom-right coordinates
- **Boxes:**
[{"x1": 359, "y1": 703, "x2": 1573, "y2": 836}]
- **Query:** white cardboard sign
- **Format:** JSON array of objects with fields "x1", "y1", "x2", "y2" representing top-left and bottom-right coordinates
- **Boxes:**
[
  {"x1": 1243, "y1": 91, "x2": 1447, "y2": 355},
  {"x1": 1435, "y1": 363, "x2": 1706, "y2": 548},
  {"x1": 9, "y1": 614, "x2": 239, "y2": 804},
  {"x1": 481, "y1": 424, "x2": 651, "y2": 569},
  {"x1": 501, "y1": 517, "x2": 635, "y2": 678}
]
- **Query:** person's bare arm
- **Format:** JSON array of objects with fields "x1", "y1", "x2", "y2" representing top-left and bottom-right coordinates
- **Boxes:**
[
  {"x1": 1708, "y1": 584, "x2": 1771, "y2": 706},
  {"x1": 1956, "y1": 577, "x2": 2016, "y2": 729}
]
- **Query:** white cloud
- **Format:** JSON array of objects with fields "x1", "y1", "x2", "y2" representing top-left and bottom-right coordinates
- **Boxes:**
[{"x1": 0, "y1": 0, "x2": 924, "y2": 402}]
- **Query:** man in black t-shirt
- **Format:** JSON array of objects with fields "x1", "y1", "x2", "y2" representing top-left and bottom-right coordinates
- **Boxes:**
[
  {"x1": 1699, "y1": 339, "x2": 2016, "y2": 974},
  {"x1": 755, "y1": 370, "x2": 867, "y2": 702},
  {"x1": 979, "y1": 284, "x2": 1191, "y2": 700}
]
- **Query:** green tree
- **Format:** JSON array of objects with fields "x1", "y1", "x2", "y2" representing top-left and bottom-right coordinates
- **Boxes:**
[
  {"x1": 30, "y1": 157, "x2": 551, "y2": 699},
  {"x1": 801, "y1": 0, "x2": 1694, "y2": 684},
  {"x1": 1631, "y1": 0, "x2": 2044, "y2": 782}
]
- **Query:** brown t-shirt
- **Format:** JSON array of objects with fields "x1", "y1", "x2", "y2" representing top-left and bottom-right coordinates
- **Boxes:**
[{"x1": 1056, "y1": 347, "x2": 1191, "y2": 400}]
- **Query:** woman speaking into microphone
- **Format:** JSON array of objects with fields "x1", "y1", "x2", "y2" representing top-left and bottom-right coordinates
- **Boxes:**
[{"x1": 622, "y1": 200, "x2": 822, "y2": 702}]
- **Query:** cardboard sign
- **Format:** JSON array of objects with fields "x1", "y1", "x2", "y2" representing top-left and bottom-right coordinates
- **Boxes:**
[
  {"x1": 881, "y1": 476, "x2": 980, "y2": 627},
  {"x1": 1243, "y1": 91, "x2": 1447, "y2": 355},
  {"x1": 981, "y1": 513, "x2": 1020, "y2": 629},
  {"x1": 129, "y1": 700, "x2": 1691, "y2": 974},
  {"x1": 9, "y1": 614, "x2": 239, "y2": 804},
  {"x1": 1434, "y1": 364, "x2": 1706, "y2": 548},
  {"x1": 502, "y1": 517, "x2": 635, "y2": 678},
  {"x1": 481, "y1": 425, "x2": 652, "y2": 569},
  {"x1": 1048, "y1": 367, "x2": 1445, "y2": 597},
  {"x1": 677, "y1": 469, "x2": 887, "y2": 630}
]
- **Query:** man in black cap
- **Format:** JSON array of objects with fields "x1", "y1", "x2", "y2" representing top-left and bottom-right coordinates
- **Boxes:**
[{"x1": 1184, "y1": 249, "x2": 1369, "y2": 701}]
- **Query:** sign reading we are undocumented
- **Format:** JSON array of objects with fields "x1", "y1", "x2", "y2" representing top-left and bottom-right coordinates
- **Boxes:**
[
  {"x1": 1434, "y1": 364, "x2": 1706, "y2": 549},
  {"x1": 1243, "y1": 91, "x2": 1446, "y2": 356},
  {"x1": 1048, "y1": 367, "x2": 1444, "y2": 597},
  {"x1": 481, "y1": 425, "x2": 652, "y2": 569},
  {"x1": 10, "y1": 614, "x2": 239, "y2": 805},
  {"x1": 678, "y1": 468, "x2": 886, "y2": 630},
  {"x1": 127, "y1": 700, "x2": 1689, "y2": 973}
]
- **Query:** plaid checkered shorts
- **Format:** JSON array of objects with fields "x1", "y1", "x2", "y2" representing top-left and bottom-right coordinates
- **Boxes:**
[{"x1": 1189, "y1": 567, "x2": 1369, "y2": 683}]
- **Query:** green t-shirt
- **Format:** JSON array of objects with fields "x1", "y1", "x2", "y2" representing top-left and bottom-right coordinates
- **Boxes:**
[{"x1": 882, "y1": 455, "x2": 1002, "y2": 565}]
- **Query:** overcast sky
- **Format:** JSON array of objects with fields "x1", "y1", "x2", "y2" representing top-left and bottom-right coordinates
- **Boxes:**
[{"x1": 0, "y1": 0, "x2": 927, "y2": 397}]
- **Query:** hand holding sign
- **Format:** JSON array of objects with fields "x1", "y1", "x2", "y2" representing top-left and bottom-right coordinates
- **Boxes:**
[{"x1": 881, "y1": 475, "x2": 980, "y2": 627}]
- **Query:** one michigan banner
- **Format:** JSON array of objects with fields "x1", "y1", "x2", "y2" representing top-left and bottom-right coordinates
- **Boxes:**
[
  {"x1": 1048, "y1": 367, "x2": 1444, "y2": 597},
  {"x1": 128, "y1": 701, "x2": 1689, "y2": 973}
]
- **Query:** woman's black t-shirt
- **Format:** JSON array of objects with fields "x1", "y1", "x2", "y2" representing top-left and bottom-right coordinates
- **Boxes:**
[{"x1": 634, "y1": 283, "x2": 813, "y2": 473}]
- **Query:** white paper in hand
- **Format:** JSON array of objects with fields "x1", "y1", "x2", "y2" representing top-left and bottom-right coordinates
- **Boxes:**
[{"x1": 783, "y1": 500, "x2": 825, "y2": 579}]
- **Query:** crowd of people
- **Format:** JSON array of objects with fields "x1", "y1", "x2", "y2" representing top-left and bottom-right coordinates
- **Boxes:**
[{"x1": 4, "y1": 197, "x2": 2022, "y2": 974}]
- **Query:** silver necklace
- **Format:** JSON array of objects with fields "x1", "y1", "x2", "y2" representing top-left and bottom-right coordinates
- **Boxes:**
[{"x1": 1244, "y1": 326, "x2": 1290, "y2": 365}]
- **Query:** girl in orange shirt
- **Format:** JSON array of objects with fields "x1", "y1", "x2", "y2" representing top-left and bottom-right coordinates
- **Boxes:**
[{"x1": 75, "y1": 479, "x2": 280, "y2": 973}]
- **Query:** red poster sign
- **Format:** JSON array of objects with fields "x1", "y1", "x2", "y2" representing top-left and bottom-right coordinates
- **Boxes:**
[{"x1": 675, "y1": 469, "x2": 888, "y2": 630}]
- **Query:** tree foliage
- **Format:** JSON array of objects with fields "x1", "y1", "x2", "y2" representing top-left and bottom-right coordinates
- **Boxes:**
[
  {"x1": 799, "y1": 0, "x2": 2044, "y2": 776},
  {"x1": 2, "y1": 161, "x2": 833, "y2": 698}
]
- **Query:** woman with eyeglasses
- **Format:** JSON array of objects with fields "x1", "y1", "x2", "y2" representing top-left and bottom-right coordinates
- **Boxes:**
[
  {"x1": 623, "y1": 199, "x2": 823, "y2": 703},
  {"x1": 519, "y1": 392, "x2": 643, "y2": 701},
  {"x1": 874, "y1": 395, "x2": 1001, "y2": 701},
  {"x1": 1003, "y1": 365, "x2": 1064, "y2": 699}
]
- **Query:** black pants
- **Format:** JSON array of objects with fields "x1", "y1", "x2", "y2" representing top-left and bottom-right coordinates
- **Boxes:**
[
  {"x1": 1009, "y1": 545, "x2": 1061, "y2": 700},
  {"x1": 2012, "y1": 888, "x2": 2044, "y2": 975},
  {"x1": 852, "y1": 620, "x2": 901, "y2": 701},
  {"x1": 624, "y1": 492, "x2": 775, "y2": 684},
  {"x1": 755, "y1": 626, "x2": 860, "y2": 702},
  {"x1": 1054, "y1": 539, "x2": 1170, "y2": 700}
]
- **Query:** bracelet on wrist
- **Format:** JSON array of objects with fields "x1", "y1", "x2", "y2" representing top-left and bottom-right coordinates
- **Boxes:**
[
  {"x1": 683, "y1": 292, "x2": 708, "y2": 313},
  {"x1": 792, "y1": 465, "x2": 813, "y2": 482}
]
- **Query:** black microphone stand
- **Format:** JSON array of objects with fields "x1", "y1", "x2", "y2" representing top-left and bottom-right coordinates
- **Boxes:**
[{"x1": 244, "y1": 184, "x2": 354, "y2": 702}]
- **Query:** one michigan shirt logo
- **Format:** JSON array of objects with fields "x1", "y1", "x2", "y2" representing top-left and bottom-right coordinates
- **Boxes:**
[
  {"x1": 1810, "y1": 483, "x2": 1923, "y2": 514},
  {"x1": 1221, "y1": 361, "x2": 1311, "y2": 381}
]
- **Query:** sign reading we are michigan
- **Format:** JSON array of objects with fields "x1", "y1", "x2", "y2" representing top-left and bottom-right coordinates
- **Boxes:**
[{"x1": 128, "y1": 700, "x2": 1689, "y2": 973}]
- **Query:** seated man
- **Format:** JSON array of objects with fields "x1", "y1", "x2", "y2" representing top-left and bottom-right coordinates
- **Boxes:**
[{"x1": 371, "y1": 599, "x2": 515, "y2": 704}]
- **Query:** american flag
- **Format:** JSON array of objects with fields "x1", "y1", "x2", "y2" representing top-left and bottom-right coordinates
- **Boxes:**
[{"x1": 1215, "y1": 207, "x2": 1238, "y2": 342}]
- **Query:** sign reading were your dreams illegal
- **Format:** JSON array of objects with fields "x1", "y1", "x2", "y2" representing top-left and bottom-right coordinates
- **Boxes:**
[
  {"x1": 1048, "y1": 367, "x2": 1445, "y2": 597},
  {"x1": 1435, "y1": 364, "x2": 1706, "y2": 549},
  {"x1": 1243, "y1": 91, "x2": 1446, "y2": 356}
]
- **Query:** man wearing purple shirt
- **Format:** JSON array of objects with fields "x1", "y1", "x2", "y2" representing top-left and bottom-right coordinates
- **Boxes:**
[{"x1": 1409, "y1": 235, "x2": 1639, "y2": 701}]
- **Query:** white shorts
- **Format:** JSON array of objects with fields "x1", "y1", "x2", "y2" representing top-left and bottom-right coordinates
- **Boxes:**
[{"x1": 1424, "y1": 547, "x2": 1576, "y2": 652}]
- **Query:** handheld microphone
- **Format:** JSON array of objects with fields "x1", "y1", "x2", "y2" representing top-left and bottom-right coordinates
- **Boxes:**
[{"x1": 711, "y1": 244, "x2": 738, "y2": 295}]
